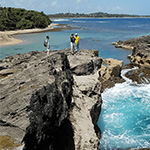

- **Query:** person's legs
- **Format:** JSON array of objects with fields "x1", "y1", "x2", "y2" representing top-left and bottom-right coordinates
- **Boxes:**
[
  {"x1": 71, "y1": 42, "x2": 74, "y2": 54},
  {"x1": 47, "y1": 46, "x2": 50, "y2": 55},
  {"x1": 75, "y1": 43, "x2": 77, "y2": 52},
  {"x1": 73, "y1": 43, "x2": 75, "y2": 54},
  {"x1": 77, "y1": 43, "x2": 79, "y2": 52}
]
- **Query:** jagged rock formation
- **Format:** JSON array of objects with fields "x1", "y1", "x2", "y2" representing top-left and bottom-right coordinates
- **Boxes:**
[
  {"x1": 68, "y1": 50, "x2": 102, "y2": 149},
  {"x1": 22, "y1": 52, "x2": 74, "y2": 150},
  {"x1": 112, "y1": 35, "x2": 150, "y2": 67},
  {"x1": 0, "y1": 51, "x2": 48, "y2": 150},
  {"x1": 99, "y1": 58, "x2": 124, "y2": 92},
  {"x1": 0, "y1": 49, "x2": 102, "y2": 150},
  {"x1": 112, "y1": 35, "x2": 150, "y2": 84},
  {"x1": 123, "y1": 64, "x2": 150, "y2": 84}
]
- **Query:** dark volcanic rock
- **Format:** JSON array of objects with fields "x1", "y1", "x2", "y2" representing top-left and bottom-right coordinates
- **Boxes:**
[
  {"x1": 90, "y1": 99, "x2": 101, "y2": 139},
  {"x1": 113, "y1": 35, "x2": 150, "y2": 67},
  {"x1": 113, "y1": 35, "x2": 150, "y2": 84},
  {"x1": 22, "y1": 52, "x2": 74, "y2": 150},
  {"x1": 123, "y1": 64, "x2": 150, "y2": 84},
  {"x1": 71, "y1": 59, "x2": 102, "y2": 76},
  {"x1": 112, "y1": 35, "x2": 150, "y2": 56}
]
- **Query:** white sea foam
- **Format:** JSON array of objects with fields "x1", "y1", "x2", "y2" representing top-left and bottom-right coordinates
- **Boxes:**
[
  {"x1": 99, "y1": 21, "x2": 108, "y2": 24},
  {"x1": 121, "y1": 67, "x2": 138, "y2": 84},
  {"x1": 52, "y1": 18, "x2": 69, "y2": 22},
  {"x1": 72, "y1": 20, "x2": 86, "y2": 23},
  {"x1": 99, "y1": 67, "x2": 150, "y2": 149}
]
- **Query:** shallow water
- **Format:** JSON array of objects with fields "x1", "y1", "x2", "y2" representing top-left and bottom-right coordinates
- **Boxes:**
[
  {"x1": 98, "y1": 68, "x2": 150, "y2": 149},
  {"x1": 2, "y1": 18, "x2": 150, "y2": 65}
]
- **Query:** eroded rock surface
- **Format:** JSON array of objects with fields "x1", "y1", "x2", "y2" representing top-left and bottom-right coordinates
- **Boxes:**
[
  {"x1": 113, "y1": 35, "x2": 150, "y2": 84},
  {"x1": 0, "y1": 49, "x2": 102, "y2": 150},
  {"x1": 99, "y1": 58, "x2": 124, "y2": 92},
  {"x1": 68, "y1": 50, "x2": 102, "y2": 149}
]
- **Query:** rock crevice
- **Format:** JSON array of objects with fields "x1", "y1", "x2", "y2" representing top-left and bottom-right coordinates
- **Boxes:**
[{"x1": 0, "y1": 49, "x2": 102, "y2": 150}]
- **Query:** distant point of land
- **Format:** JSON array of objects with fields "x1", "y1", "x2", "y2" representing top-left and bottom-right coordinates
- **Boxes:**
[{"x1": 48, "y1": 12, "x2": 150, "y2": 18}]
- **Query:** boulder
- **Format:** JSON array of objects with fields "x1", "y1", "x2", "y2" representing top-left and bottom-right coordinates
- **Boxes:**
[{"x1": 99, "y1": 58, "x2": 124, "y2": 92}]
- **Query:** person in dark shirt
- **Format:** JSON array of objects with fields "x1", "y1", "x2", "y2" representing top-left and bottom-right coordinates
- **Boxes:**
[
  {"x1": 44, "y1": 36, "x2": 50, "y2": 55},
  {"x1": 70, "y1": 34, "x2": 75, "y2": 54}
]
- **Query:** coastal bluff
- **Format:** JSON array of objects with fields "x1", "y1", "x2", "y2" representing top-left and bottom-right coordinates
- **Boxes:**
[{"x1": 0, "y1": 49, "x2": 104, "y2": 150}]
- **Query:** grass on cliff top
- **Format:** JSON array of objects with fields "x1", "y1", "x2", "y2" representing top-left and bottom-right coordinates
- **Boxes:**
[{"x1": 0, "y1": 135, "x2": 21, "y2": 149}]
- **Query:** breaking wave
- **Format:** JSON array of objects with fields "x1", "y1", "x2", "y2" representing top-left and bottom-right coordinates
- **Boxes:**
[
  {"x1": 52, "y1": 18, "x2": 70, "y2": 22},
  {"x1": 98, "y1": 68, "x2": 150, "y2": 150}
]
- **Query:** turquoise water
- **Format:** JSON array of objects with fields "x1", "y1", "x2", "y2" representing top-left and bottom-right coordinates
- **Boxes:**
[
  {"x1": 2, "y1": 18, "x2": 150, "y2": 64},
  {"x1": 0, "y1": 31, "x2": 70, "y2": 59},
  {"x1": 98, "y1": 68, "x2": 150, "y2": 149}
]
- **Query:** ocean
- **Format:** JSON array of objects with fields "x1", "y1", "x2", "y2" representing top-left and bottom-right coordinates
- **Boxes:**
[
  {"x1": 98, "y1": 68, "x2": 150, "y2": 149},
  {"x1": 1, "y1": 18, "x2": 150, "y2": 149},
  {"x1": 1, "y1": 18, "x2": 150, "y2": 64}
]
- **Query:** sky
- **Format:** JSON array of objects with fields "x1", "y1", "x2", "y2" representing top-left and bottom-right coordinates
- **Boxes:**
[{"x1": 0, "y1": 0, "x2": 150, "y2": 15}]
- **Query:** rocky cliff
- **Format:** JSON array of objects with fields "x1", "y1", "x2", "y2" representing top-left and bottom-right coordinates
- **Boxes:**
[
  {"x1": 112, "y1": 35, "x2": 150, "y2": 84},
  {"x1": 0, "y1": 49, "x2": 103, "y2": 150}
]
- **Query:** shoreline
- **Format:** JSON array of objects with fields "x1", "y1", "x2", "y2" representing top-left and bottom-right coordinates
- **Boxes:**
[
  {"x1": 50, "y1": 16, "x2": 150, "y2": 19},
  {"x1": 0, "y1": 23, "x2": 72, "y2": 46}
]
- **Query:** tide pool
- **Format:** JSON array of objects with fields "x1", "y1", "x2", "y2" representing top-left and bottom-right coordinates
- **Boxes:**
[{"x1": 98, "y1": 68, "x2": 150, "y2": 149}]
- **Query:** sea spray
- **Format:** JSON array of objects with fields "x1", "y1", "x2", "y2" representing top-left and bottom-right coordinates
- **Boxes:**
[{"x1": 98, "y1": 68, "x2": 150, "y2": 150}]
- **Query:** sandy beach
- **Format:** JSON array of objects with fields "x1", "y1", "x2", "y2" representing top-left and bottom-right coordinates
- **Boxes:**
[{"x1": 0, "y1": 23, "x2": 69, "y2": 46}]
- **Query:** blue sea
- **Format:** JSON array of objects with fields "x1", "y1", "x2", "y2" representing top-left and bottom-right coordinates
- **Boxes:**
[
  {"x1": 98, "y1": 68, "x2": 150, "y2": 150},
  {"x1": 1, "y1": 18, "x2": 150, "y2": 149},
  {"x1": 1, "y1": 18, "x2": 150, "y2": 64}
]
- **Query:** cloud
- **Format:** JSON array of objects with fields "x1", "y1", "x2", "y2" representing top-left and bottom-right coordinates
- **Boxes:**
[
  {"x1": 104, "y1": 6, "x2": 123, "y2": 14},
  {"x1": 76, "y1": 0, "x2": 84, "y2": 3},
  {"x1": 51, "y1": 0, "x2": 57, "y2": 6},
  {"x1": 1, "y1": 0, "x2": 38, "y2": 10},
  {"x1": 112, "y1": 6, "x2": 122, "y2": 11},
  {"x1": 76, "y1": 0, "x2": 81, "y2": 3}
]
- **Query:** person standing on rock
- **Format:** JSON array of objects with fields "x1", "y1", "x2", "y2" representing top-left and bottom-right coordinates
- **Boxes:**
[
  {"x1": 74, "y1": 33, "x2": 80, "y2": 52},
  {"x1": 70, "y1": 33, "x2": 75, "y2": 54},
  {"x1": 44, "y1": 36, "x2": 50, "y2": 55}
]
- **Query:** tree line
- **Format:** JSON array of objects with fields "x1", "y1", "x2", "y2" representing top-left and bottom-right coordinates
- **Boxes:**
[
  {"x1": 48, "y1": 12, "x2": 149, "y2": 18},
  {"x1": 0, "y1": 7, "x2": 52, "y2": 31}
]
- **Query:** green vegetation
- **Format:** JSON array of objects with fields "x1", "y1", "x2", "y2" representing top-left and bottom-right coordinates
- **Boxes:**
[
  {"x1": 0, "y1": 7, "x2": 52, "y2": 31},
  {"x1": 48, "y1": 12, "x2": 150, "y2": 18}
]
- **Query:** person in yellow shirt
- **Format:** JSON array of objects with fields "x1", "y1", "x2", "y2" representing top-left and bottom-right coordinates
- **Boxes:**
[{"x1": 74, "y1": 33, "x2": 80, "y2": 52}]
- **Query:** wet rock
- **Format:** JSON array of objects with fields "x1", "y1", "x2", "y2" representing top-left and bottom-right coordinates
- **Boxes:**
[{"x1": 123, "y1": 64, "x2": 150, "y2": 84}]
